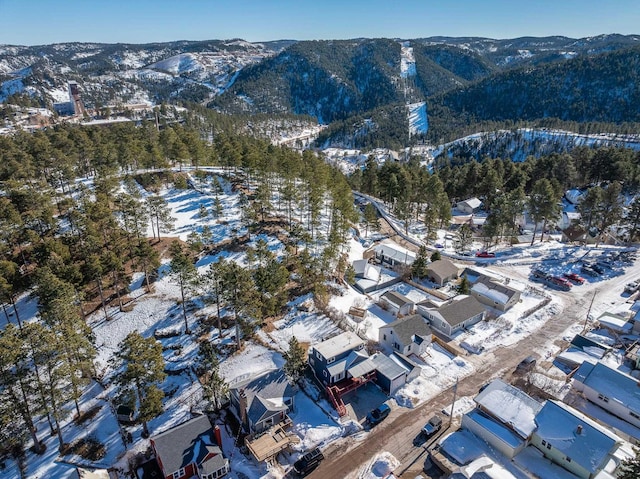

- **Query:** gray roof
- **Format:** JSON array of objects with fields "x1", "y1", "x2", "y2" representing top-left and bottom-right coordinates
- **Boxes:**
[
  {"x1": 426, "y1": 259, "x2": 459, "y2": 280},
  {"x1": 373, "y1": 243, "x2": 416, "y2": 264},
  {"x1": 312, "y1": 331, "x2": 364, "y2": 359},
  {"x1": 151, "y1": 415, "x2": 215, "y2": 475},
  {"x1": 420, "y1": 295, "x2": 485, "y2": 327},
  {"x1": 381, "y1": 290, "x2": 414, "y2": 308},
  {"x1": 371, "y1": 352, "x2": 408, "y2": 380},
  {"x1": 474, "y1": 276, "x2": 520, "y2": 301},
  {"x1": 230, "y1": 369, "x2": 296, "y2": 426},
  {"x1": 327, "y1": 350, "x2": 375, "y2": 378},
  {"x1": 474, "y1": 379, "x2": 542, "y2": 438},
  {"x1": 199, "y1": 446, "x2": 228, "y2": 475},
  {"x1": 380, "y1": 314, "x2": 431, "y2": 347},
  {"x1": 534, "y1": 400, "x2": 620, "y2": 474},
  {"x1": 574, "y1": 361, "x2": 640, "y2": 415}
]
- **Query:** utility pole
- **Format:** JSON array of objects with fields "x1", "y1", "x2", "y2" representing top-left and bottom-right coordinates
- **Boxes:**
[{"x1": 583, "y1": 291, "x2": 597, "y2": 333}]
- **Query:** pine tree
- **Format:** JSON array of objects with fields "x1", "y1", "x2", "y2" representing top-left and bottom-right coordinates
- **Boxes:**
[
  {"x1": 457, "y1": 275, "x2": 471, "y2": 295},
  {"x1": 283, "y1": 336, "x2": 307, "y2": 384},
  {"x1": 430, "y1": 250, "x2": 442, "y2": 262},
  {"x1": 168, "y1": 241, "x2": 198, "y2": 334},
  {"x1": 113, "y1": 332, "x2": 166, "y2": 438},
  {"x1": 411, "y1": 246, "x2": 429, "y2": 279},
  {"x1": 363, "y1": 202, "x2": 379, "y2": 238},
  {"x1": 618, "y1": 448, "x2": 640, "y2": 479},
  {"x1": 197, "y1": 342, "x2": 228, "y2": 410}
]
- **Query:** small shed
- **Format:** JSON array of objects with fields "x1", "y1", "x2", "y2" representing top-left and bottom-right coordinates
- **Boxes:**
[
  {"x1": 379, "y1": 291, "x2": 415, "y2": 316},
  {"x1": 457, "y1": 197, "x2": 482, "y2": 214},
  {"x1": 370, "y1": 352, "x2": 408, "y2": 394},
  {"x1": 426, "y1": 259, "x2": 460, "y2": 287}
]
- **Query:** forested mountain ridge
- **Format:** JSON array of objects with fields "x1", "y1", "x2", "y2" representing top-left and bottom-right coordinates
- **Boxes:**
[{"x1": 209, "y1": 39, "x2": 404, "y2": 122}]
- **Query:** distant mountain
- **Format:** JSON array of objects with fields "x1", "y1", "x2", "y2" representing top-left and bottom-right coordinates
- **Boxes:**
[{"x1": 3, "y1": 34, "x2": 640, "y2": 149}]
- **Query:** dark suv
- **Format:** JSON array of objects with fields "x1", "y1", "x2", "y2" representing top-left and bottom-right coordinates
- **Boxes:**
[
  {"x1": 367, "y1": 403, "x2": 391, "y2": 426},
  {"x1": 293, "y1": 448, "x2": 324, "y2": 475}
]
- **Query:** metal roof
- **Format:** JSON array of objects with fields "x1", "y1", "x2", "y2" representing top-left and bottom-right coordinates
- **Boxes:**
[{"x1": 313, "y1": 331, "x2": 364, "y2": 359}]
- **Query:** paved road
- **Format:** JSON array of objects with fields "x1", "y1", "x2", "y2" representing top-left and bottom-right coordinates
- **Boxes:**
[{"x1": 308, "y1": 266, "x2": 636, "y2": 479}]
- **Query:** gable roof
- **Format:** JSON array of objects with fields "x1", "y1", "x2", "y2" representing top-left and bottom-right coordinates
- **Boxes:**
[
  {"x1": 313, "y1": 331, "x2": 364, "y2": 359},
  {"x1": 380, "y1": 314, "x2": 431, "y2": 347},
  {"x1": 573, "y1": 361, "x2": 640, "y2": 415},
  {"x1": 458, "y1": 197, "x2": 482, "y2": 209},
  {"x1": 534, "y1": 400, "x2": 620, "y2": 474},
  {"x1": 372, "y1": 242, "x2": 417, "y2": 264},
  {"x1": 381, "y1": 290, "x2": 414, "y2": 308},
  {"x1": 371, "y1": 352, "x2": 408, "y2": 380},
  {"x1": 199, "y1": 446, "x2": 227, "y2": 475},
  {"x1": 471, "y1": 277, "x2": 520, "y2": 305},
  {"x1": 151, "y1": 415, "x2": 214, "y2": 475},
  {"x1": 426, "y1": 259, "x2": 460, "y2": 279},
  {"x1": 229, "y1": 369, "x2": 296, "y2": 426},
  {"x1": 474, "y1": 379, "x2": 542, "y2": 438},
  {"x1": 420, "y1": 295, "x2": 485, "y2": 327}
]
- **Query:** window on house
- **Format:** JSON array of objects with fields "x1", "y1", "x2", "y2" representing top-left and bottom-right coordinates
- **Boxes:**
[
  {"x1": 323, "y1": 370, "x2": 327, "y2": 377},
  {"x1": 173, "y1": 468, "x2": 185, "y2": 479},
  {"x1": 598, "y1": 393, "x2": 610, "y2": 403},
  {"x1": 566, "y1": 457, "x2": 571, "y2": 463},
  {"x1": 309, "y1": 357, "x2": 315, "y2": 366},
  {"x1": 383, "y1": 334, "x2": 387, "y2": 341},
  {"x1": 630, "y1": 411, "x2": 640, "y2": 420},
  {"x1": 316, "y1": 350, "x2": 321, "y2": 360},
  {"x1": 408, "y1": 345, "x2": 411, "y2": 351},
  {"x1": 327, "y1": 356, "x2": 335, "y2": 364},
  {"x1": 546, "y1": 443, "x2": 552, "y2": 450},
  {"x1": 541, "y1": 440, "x2": 546, "y2": 446}
]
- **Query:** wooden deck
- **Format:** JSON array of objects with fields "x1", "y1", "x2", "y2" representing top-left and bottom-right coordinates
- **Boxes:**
[{"x1": 245, "y1": 420, "x2": 300, "y2": 462}]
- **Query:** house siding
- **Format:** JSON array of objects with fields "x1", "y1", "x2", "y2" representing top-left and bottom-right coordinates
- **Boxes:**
[
  {"x1": 576, "y1": 383, "x2": 640, "y2": 429},
  {"x1": 530, "y1": 434, "x2": 590, "y2": 479}
]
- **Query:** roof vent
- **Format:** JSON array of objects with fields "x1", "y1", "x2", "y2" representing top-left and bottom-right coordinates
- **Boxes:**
[{"x1": 576, "y1": 425, "x2": 583, "y2": 435}]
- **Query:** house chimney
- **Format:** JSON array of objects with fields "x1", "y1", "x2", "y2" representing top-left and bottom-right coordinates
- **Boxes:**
[
  {"x1": 239, "y1": 389, "x2": 248, "y2": 429},
  {"x1": 576, "y1": 425, "x2": 583, "y2": 435},
  {"x1": 214, "y1": 425, "x2": 222, "y2": 447}
]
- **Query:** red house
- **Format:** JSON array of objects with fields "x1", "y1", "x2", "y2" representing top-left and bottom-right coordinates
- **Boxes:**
[{"x1": 150, "y1": 415, "x2": 229, "y2": 479}]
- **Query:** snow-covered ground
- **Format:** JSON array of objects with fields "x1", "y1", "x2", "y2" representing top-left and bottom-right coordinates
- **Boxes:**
[
  {"x1": 408, "y1": 101, "x2": 428, "y2": 136},
  {"x1": 5, "y1": 166, "x2": 640, "y2": 479}
]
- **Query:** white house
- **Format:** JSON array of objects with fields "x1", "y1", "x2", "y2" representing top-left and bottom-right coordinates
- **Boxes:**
[
  {"x1": 371, "y1": 242, "x2": 416, "y2": 267},
  {"x1": 470, "y1": 276, "x2": 521, "y2": 312},
  {"x1": 379, "y1": 290, "x2": 415, "y2": 316},
  {"x1": 457, "y1": 197, "x2": 482, "y2": 214},
  {"x1": 461, "y1": 379, "x2": 542, "y2": 459},
  {"x1": 572, "y1": 361, "x2": 640, "y2": 430},
  {"x1": 417, "y1": 296, "x2": 486, "y2": 338},
  {"x1": 531, "y1": 400, "x2": 633, "y2": 479},
  {"x1": 378, "y1": 314, "x2": 431, "y2": 356}
]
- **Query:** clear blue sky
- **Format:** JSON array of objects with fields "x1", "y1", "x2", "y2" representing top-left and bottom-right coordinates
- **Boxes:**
[{"x1": 1, "y1": 0, "x2": 638, "y2": 45}]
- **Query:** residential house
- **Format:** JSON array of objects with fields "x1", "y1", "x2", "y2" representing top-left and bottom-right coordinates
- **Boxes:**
[
  {"x1": 572, "y1": 361, "x2": 640, "y2": 429},
  {"x1": 450, "y1": 455, "x2": 517, "y2": 479},
  {"x1": 370, "y1": 352, "x2": 410, "y2": 394},
  {"x1": 461, "y1": 379, "x2": 542, "y2": 459},
  {"x1": 555, "y1": 334, "x2": 609, "y2": 371},
  {"x1": 457, "y1": 197, "x2": 483, "y2": 215},
  {"x1": 229, "y1": 369, "x2": 296, "y2": 434},
  {"x1": 308, "y1": 331, "x2": 375, "y2": 387},
  {"x1": 531, "y1": 400, "x2": 633, "y2": 479},
  {"x1": 417, "y1": 296, "x2": 486, "y2": 338},
  {"x1": 379, "y1": 291, "x2": 415, "y2": 317},
  {"x1": 557, "y1": 211, "x2": 581, "y2": 230},
  {"x1": 352, "y1": 259, "x2": 400, "y2": 294},
  {"x1": 425, "y1": 258, "x2": 460, "y2": 287},
  {"x1": 596, "y1": 312, "x2": 632, "y2": 335},
  {"x1": 370, "y1": 242, "x2": 416, "y2": 268},
  {"x1": 565, "y1": 189, "x2": 585, "y2": 205},
  {"x1": 378, "y1": 314, "x2": 431, "y2": 356},
  {"x1": 470, "y1": 276, "x2": 521, "y2": 312},
  {"x1": 150, "y1": 415, "x2": 229, "y2": 479}
]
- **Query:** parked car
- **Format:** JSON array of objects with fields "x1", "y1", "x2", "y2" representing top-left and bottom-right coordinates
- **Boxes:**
[
  {"x1": 581, "y1": 265, "x2": 600, "y2": 277},
  {"x1": 434, "y1": 243, "x2": 444, "y2": 249},
  {"x1": 515, "y1": 356, "x2": 537, "y2": 373},
  {"x1": 625, "y1": 281, "x2": 640, "y2": 294},
  {"x1": 590, "y1": 263, "x2": 605, "y2": 274},
  {"x1": 422, "y1": 415, "x2": 443, "y2": 437},
  {"x1": 293, "y1": 448, "x2": 324, "y2": 475},
  {"x1": 563, "y1": 272, "x2": 585, "y2": 285},
  {"x1": 476, "y1": 251, "x2": 496, "y2": 258},
  {"x1": 549, "y1": 276, "x2": 572, "y2": 290},
  {"x1": 367, "y1": 403, "x2": 391, "y2": 426},
  {"x1": 532, "y1": 269, "x2": 548, "y2": 280}
]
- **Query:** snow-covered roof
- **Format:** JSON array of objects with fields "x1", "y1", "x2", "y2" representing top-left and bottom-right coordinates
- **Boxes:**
[
  {"x1": 471, "y1": 282, "x2": 509, "y2": 305},
  {"x1": 451, "y1": 455, "x2": 517, "y2": 479},
  {"x1": 565, "y1": 189, "x2": 585, "y2": 205},
  {"x1": 474, "y1": 379, "x2": 542, "y2": 438},
  {"x1": 458, "y1": 197, "x2": 482, "y2": 209},
  {"x1": 573, "y1": 362, "x2": 640, "y2": 415},
  {"x1": 313, "y1": 331, "x2": 364, "y2": 359},
  {"x1": 373, "y1": 242, "x2": 416, "y2": 264},
  {"x1": 353, "y1": 259, "x2": 381, "y2": 281},
  {"x1": 597, "y1": 312, "x2": 632, "y2": 333},
  {"x1": 534, "y1": 400, "x2": 621, "y2": 475},
  {"x1": 381, "y1": 290, "x2": 414, "y2": 308},
  {"x1": 465, "y1": 409, "x2": 524, "y2": 448}
]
